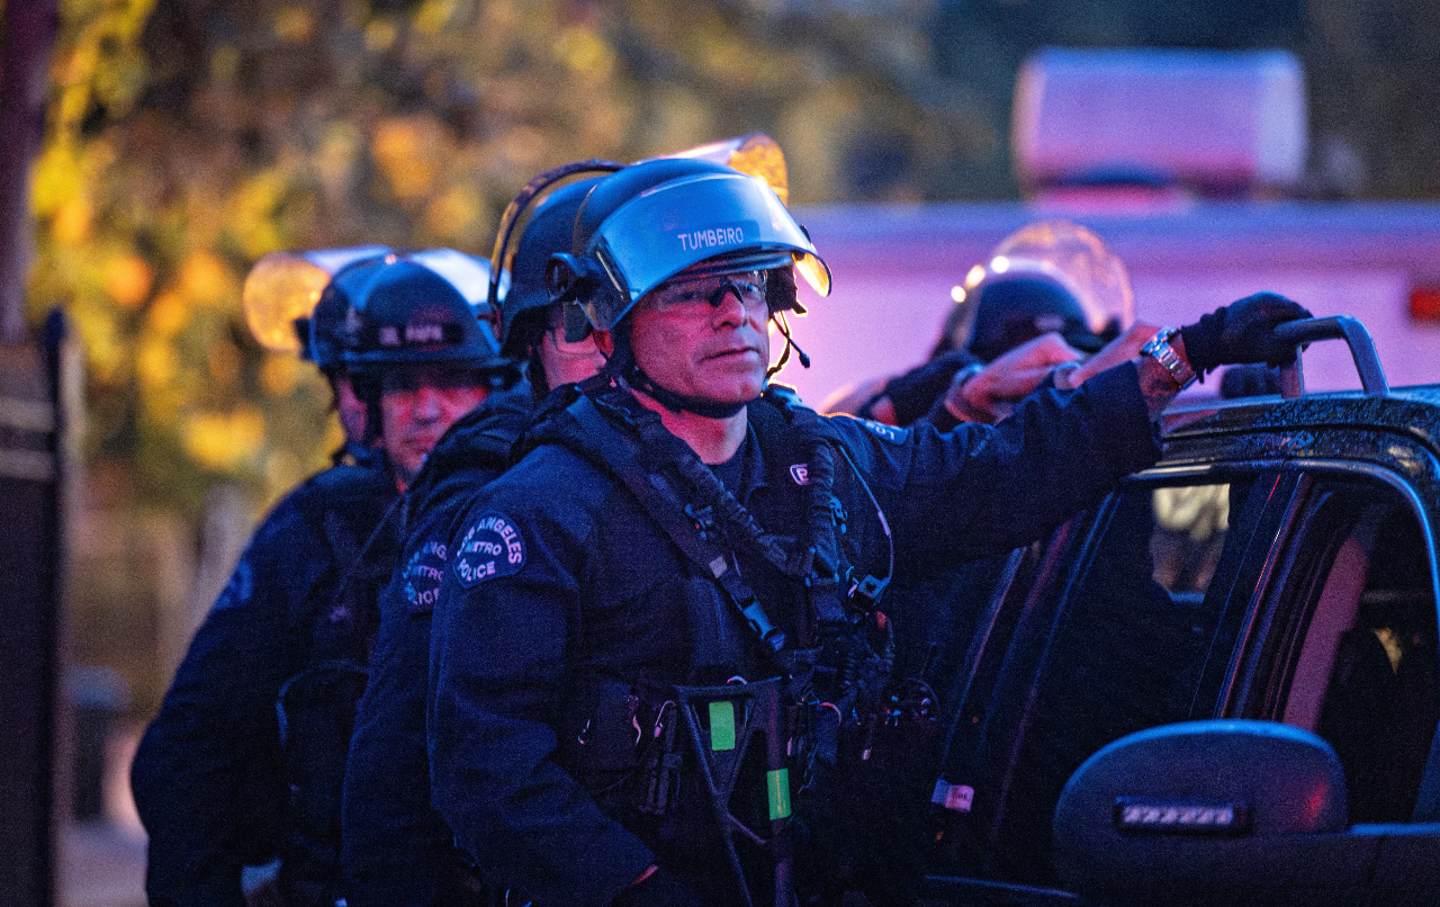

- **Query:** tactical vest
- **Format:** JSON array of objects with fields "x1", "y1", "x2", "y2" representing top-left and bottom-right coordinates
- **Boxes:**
[{"x1": 520, "y1": 377, "x2": 935, "y2": 907}]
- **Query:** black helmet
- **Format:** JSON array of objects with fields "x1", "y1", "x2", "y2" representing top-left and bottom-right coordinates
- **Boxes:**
[
  {"x1": 944, "y1": 220, "x2": 1133, "y2": 361},
  {"x1": 340, "y1": 252, "x2": 507, "y2": 374},
  {"x1": 498, "y1": 175, "x2": 608, "y2": 358},
  {"x1": 957, "y1": 271, "x2": 1097, "y2": 363},
  {"x1": 546, "y1": 158, "x2": 830, "y2": 333},
  {"x1": 307, "y1": 254, "x2": 385, "y2": 372}
]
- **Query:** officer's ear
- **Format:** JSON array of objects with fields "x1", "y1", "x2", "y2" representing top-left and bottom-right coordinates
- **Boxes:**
[{"x1": 593, "y1": 329, "x2": 617, "y2": 358}]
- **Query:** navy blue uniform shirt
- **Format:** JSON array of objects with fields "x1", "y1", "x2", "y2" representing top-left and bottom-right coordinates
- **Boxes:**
[
  {"x1": 131, "y1": 461, "x2": 397, "y2": 907},
  {"x1": 341, "y1": 383, "x2": 535, "y2": 907},
  {"x1": 428, "y1": 363, "x2": 1161, "y2": 906}
]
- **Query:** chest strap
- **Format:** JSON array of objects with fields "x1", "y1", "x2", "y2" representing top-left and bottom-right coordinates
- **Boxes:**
[{"x1": 567, "y1": 396, "x2": 790, "y2": 661}]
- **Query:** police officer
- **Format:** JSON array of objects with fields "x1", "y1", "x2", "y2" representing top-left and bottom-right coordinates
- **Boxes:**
[
  {"x1": 274, "y1": 251, "x2": 518, "y2": 906},
  {"x1": 836, "y1": 220, "x2": 1138, "y2": 429},
  {"x1": 340, "y1": 170, "x2": 615, "y2": 906},
  {"x1": 425, "y1": 157, "x2": 1309, "y2": 905},
  {"x1": 132, "y1": 250, "x2": 508, "y2": 907}
]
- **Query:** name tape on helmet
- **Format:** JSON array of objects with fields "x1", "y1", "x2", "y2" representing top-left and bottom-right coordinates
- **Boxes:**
[
  {"x1": 674, "y1": 221, "x2": 758, "y2": 253},
  {"x1": 453, "y1": 512, "x2": 527, "y2": 588}
]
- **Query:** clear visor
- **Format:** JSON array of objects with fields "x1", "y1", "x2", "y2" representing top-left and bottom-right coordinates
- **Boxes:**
[
  {"x1": 581, "y1": 171, "x2": 830, "y2": 331},
  {"x1": 242, "y1": 246, "x2": 389, "y2": 353},
  {"x1": 979, "y1": 220, "x2": 1134, "y2": 334}
]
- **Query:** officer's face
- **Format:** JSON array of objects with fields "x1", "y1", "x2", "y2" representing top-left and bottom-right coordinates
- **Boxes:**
[
  {"x1": 379, "y1": 365, "x2": 491, "y2": 485},
  {"x1": 626, "y1": 270, "x2": 770, "y2": 407}
]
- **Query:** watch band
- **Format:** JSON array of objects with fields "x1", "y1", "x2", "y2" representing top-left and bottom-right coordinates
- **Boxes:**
[{"x1": 1141, "y1": 327, "x2": 1197, "y2": 390}]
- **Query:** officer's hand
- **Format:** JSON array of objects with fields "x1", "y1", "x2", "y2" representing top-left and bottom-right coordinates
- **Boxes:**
[
  {"x1": 948, "y1": 332, "x2": 1081, "y2": 423},
  {"x1": 612, "y1": 866, "x2": 703, "y2": 906},
  {"x1": 880, "y1": 349, "x2": 980, "y2": 424},
  {"x1": 1178, "y1": 293, "x2": 1313, "y2": 375},
  {"x1": 1062, "y1": 321, "x2": 1159, "y2": 388}
]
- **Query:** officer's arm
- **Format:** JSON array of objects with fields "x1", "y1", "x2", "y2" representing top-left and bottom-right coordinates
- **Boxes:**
[
  {"x1": 846, "y1": 360, "x2": 1161, "y2": 566},
  {"x1": 341, "y1": 516, "x2": 459, "y2": 907},
  {"x1": 429, "y1": 493, "x2": 656, "y2": 906},
  {"x1": 131, "y1": 504, "x2": 319, "y2": 907}
]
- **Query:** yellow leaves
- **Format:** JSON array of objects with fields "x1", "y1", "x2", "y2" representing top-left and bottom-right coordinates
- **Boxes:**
[
  {"x1": 424, "y1": 186, "x2": 483, "y2": 241},
  {"x1": 228, "y1": 170, "x2": 290, "y2": 259},
  {"x1": 210, "y1": 45, "x2": 241, "y2": 82},
  {"x1": 177, "y1": 251, "x2": 235, "y2": 309},
  {"x1": 181, "y1": 406, "x2": 266, "y2": 472},
  {"x1": 273, "y1": 8, "x2": 315, "y2": 43},
  {"x1": 365, "y1": 18, "x2": 399, "y2": 53},
  {"x1": 414, "y1": 0, "x2": 460, "y2": 35},
  {"x1": 137, "y1": 338, "x2": 176, "y2": 392},
  {"x1": 51, "y1": 195, "x2": 94, "y2": 244},
  {"x1": 145, "y1": 291, "x2": 187, "y2": 337},
  {"x1": 554, "y1": 25, "x2": 615, "y2": 79},
  {"x1": 103, "y1": 254, "x2": 154, "y2": 310},
  {"x1": 373, "y1": 116, "x2": 444, "y2": 201},
  {"x1": 260, "y1": 355, "x2": 304, "y2": 398}
]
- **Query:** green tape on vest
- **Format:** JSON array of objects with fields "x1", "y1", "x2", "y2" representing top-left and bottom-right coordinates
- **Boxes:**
[
  {"x1": 767, "y1": 768, "x2": 791, "y2": 821},
  {"x1": 708, "y1": 700, "x2": 736, "y2": 751}
]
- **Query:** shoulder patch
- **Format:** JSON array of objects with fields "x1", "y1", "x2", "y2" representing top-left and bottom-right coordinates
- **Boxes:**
[
  {"x1": 452, "y1": 512, "x2": 527, "y2": 589},
  {"x1": 861, "y1": 418, "x2": 910, "y2": 444},
  {"x1": 402, "y1": 537, "x2": 449, "y2": 614}
]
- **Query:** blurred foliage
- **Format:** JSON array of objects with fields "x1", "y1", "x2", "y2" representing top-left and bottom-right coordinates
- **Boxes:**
[{"x1": 26, "y1": 0, "x2": 1440, "y2": 520}]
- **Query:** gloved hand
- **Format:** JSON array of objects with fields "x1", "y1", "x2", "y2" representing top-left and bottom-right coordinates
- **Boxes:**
[
  {"x1": 611, "y1": 866, "x2": 703, "y2": 907},
  {"x1": 880, "y1": 349, "x2": 979, "y2": 425},
  {"x1": 1179, "y1": 293, "x2": 1313, "y2": 376}
]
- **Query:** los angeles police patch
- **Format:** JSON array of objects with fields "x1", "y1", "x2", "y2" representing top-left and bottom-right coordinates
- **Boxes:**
[
  {"x1": 402, "y1": 538, "x2": 448, "y2": 614},
  {"x1": 453, "y1": 513, "x2": 526, "y2": 588}
]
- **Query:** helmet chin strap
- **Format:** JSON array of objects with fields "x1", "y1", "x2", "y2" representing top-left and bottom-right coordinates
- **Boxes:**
[{"x1": 621, "y1": 359, "x2": 754, "y2": 419}]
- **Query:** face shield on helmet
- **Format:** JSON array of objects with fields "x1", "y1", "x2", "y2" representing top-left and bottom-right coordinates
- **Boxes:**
[
  {"x1": 548, "y1": 161, "x2": 831, "y2": 334},
  {"x1": 948, "y1": 220, "x2": 1134, "y2": 360},
  {"x1": 241, "y1": 245, "x2": 390, "y2": 366}
]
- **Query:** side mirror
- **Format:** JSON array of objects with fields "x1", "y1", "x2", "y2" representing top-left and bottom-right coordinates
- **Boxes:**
[{"x1": 1053, "y1": 720, "x2": 1366, "y2": 904}]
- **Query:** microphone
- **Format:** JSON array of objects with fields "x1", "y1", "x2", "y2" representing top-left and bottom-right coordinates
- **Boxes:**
[{"x1": 790, "y1": 335, "x2": 811, "y2": 369}]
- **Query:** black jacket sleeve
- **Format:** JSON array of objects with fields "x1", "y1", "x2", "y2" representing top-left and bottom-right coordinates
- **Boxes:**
[{"x1": 131, "y1": 497, "x2": 326, "y2": 907}]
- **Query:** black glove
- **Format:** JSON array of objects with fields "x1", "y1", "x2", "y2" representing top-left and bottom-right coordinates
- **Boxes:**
[
  {"x1": 876, "y1": 349, "x2": 979, "y2": 425},
  {"x1": 1178, "y1": 292, "x2": 1312, "y2": 376},
  {"x1": 611, "y1": 867, "x2": 703, "y2": 907}
]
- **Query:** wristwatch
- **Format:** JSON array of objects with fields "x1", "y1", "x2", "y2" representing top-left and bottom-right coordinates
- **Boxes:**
[{"x1": 1140, "y1": 327, "x2": 1197, "y2": 390}]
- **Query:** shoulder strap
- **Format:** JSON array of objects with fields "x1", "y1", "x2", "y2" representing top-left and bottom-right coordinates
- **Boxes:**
[{"x1": 563, "y1": 393, "x2": 790, "y2": 660}]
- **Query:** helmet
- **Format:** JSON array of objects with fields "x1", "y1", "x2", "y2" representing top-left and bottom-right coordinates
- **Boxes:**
[
  {"x1": 496, "y1": 174, "x2": 612, "y2": 358},
  {"x1": 546, "y1": 158, "x2": 831, "y2": 333},
  {"x1": 947, "y1": 220, "x2": 1134, "y2": 361},
  {"x1": 241, "y1": 245, "x2": 390, "y2": 366},
  {"x1": 952, "y1": 272, "x2": 1092, "y2": 362},
  {"x1": 307, "y1": 254, "x2": 386, "y2": 371},
  {"x1": 340, "y1": 252, "x2": 507, "y2": 374}
]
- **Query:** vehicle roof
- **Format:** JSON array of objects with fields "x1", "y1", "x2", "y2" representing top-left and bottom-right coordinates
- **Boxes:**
[{"x1": 1163, "y1": 384, "x2": 1440, "y2": 456}]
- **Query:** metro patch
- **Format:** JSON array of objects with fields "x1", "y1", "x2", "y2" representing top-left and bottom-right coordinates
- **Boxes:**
[
  {"x1": 402, "y1": 537, "x2": 449, "y2": 614},
  {"x1": 453, "y1": 512, "x2": 527, "y2": 589}
]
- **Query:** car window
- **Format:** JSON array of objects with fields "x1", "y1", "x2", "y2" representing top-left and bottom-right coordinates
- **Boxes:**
[
  {"x1": 1249, "y1": 481, "x2": 1439, "y2": 823},
  {"x1": 968, "y1": 473, "x2": 1284, "y2": 886}
]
